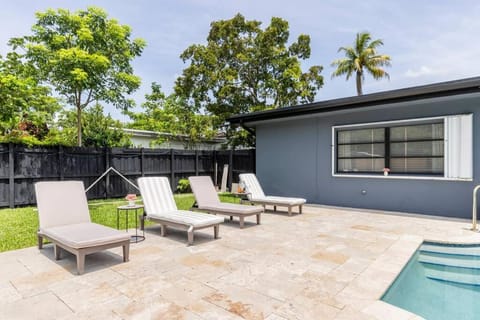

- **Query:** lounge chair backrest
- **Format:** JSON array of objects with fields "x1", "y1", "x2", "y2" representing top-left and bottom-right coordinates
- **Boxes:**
[
  {"x1": 188, "y1": 176, "x2": 221, "y2": 207},
  {"x1": 239, "y1": 173, "x2": 265, "y2": 200},
  {"x1": 138, "y1": 177, "x2": 178, "y2": 215},
  {"x1": 35, "y1": 181, "x2": 91, "y2": 229}
]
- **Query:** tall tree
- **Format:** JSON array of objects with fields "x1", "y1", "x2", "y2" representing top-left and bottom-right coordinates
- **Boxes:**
[
  {"x1": 9, "y1": 7, "x2": 146, "y2": 146},
  {"x1": 128, "y1": 83, "x2": 216, "y2": 148},
  {"x1": 0, "y1": 52, "x2": 59, "y2": 140},
  {"x1": 331, "y1": 31, "x2": 391, "y2": 95},
  {"x1": 57, "y1": 104, "x2": 131, "y2": 147},
  {"x1": 175, "y1": 14, "x2": 323, "y2": 147}
]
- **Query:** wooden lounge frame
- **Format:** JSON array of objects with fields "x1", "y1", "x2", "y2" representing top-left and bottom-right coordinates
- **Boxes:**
[
  {"x1": 140, "y1": 215, "x2": 219, "y2": 245},
  {"x1": 37, "y1": 232, "x2": 129, "y2": 275},
  {"x1": 189, "y1": 176, "x2": 263, "y2": 229},
  {"x1": 138, "y1": 177, "x2": 224, "y2": 245},
  {"x1": 35, "y1": 181, "x2": 131, "y2": 275}
]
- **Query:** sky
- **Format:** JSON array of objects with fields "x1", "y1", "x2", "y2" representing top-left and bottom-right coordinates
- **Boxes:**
[{"x1": 1, "y1": 0, "x2": 480, "y2": 121}]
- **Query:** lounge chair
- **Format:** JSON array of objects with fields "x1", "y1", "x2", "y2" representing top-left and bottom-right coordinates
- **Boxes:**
[
  {"x1": 138, "y1": 177, "x2": 224, "y2": 245},
  {"x1": 239, "y1": 173, "x2": 306, "y2": 216},
  {"x1": 189, "y1": 176, "x2": 263, "y2": 228},
  {"x1": 35, "y1": 181, "x2": 130, "y2": 275}
]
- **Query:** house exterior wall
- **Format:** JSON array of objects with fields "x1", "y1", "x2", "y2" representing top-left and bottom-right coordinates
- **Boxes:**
[{"x1": 255, "y1": 93, "x2": 480, "y2": 219}]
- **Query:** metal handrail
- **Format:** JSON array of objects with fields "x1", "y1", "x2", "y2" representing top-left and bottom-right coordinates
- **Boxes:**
[{"x1": 472, "y1": 185, "x2": 480, "y2": 231}]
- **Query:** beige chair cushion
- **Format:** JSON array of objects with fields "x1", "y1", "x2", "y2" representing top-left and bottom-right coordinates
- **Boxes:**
[
  {"x1": 40, "y1": 223, "x2": 130, "y2": 249},
  {"x1": 35, "y1": 181, "x2": 91, "y2": 229},
  {"x1": 138, "y1": 177, "x2": 178, "y2": 214},
  {"x1": 189, "y1": 176, "x2": 221, "y2": 206},
  {"x1": 199, "y1": 202, "x2": 263, "y2": 215},
  {"x1": 251, "y1": 196, "x2": 306, "y2": 206},
  {"x1": 239, "y1": 173, "x2": 266, "y2": 200},
  {"x1": 149, "y1": 210, "x2": 224, "y2": 228}
]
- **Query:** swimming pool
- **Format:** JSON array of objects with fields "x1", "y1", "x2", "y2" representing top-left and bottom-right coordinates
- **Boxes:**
[{"x1": 382, "y1": 241, "x2": 480, "y2": 320}]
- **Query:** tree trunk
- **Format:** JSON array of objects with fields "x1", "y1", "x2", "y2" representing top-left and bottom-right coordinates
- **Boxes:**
[
  {"x1": 76, "y1": 105, "x2": 82, "y2": 147},
  {"x1": 356, "y1": 72, "x2": 363, "y2": 95}
]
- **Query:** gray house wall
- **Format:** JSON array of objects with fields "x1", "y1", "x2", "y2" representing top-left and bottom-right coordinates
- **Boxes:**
[{"x1": 255, "y1": 92, "x2": 480, "y2": 219}]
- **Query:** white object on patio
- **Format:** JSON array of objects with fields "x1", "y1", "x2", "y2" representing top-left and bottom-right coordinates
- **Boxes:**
[
  {"x1": 138, "y1": 177, "x2": 223, "y2": 245},
  {"x1": 35, "y1": 181, "x2": 130, "y2": 275},
  {"x1": 239, "y1": 173, "x2": 306, "y2": 216}
]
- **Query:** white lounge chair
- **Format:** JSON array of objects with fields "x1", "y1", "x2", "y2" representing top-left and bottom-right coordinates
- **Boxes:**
[
  {"x1": 189, "y1": 176, "x2": 263, "y2": 228},
  {"x1": 35, "y1": 181, "x2": 130, "y2": 275},
  {"x1": 239, "y1": 173, "x2": 306, "y2": 216},
  {"x1": 138, "y1": 177, "x2": 224, "y2": 245}
]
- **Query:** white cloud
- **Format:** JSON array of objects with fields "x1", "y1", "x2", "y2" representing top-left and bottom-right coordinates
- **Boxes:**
[{"x1": 404, "y1": 66, "x2": 436, "y2": 78}]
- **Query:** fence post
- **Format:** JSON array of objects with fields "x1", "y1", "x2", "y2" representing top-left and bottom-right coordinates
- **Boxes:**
[
  {"x1": 228, "y1": 149, "x2": 233, "y2": 190},
  {"x1": 213, "y1": 150, "x2": 217, "y2": 185},
  {"x1": 195, "y1": 150, "x2": 199, "y2": 176},
  {"x1": 140, "y1": 148, "x2": 145, "y2": 177},
  {"x1": 252, "y1": 149, "x2": 256, "y2": 174},
  {"x1": 8, "y1": 143, "x2": 14, "y2": 208},
  {"x1": 105, "y1": 147, "x2": 110, "y2": 199},
  {"x1": 170, "y1": 149, "x2": 175, "y2": 190},
  {"x1": 58, "y1": 145, "x2": 64, "y2": 180}
]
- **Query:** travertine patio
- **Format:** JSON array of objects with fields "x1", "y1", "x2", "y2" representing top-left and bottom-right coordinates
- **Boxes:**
[{"x1": 1, "y1": 205, "x2": 479, "y2": 320}]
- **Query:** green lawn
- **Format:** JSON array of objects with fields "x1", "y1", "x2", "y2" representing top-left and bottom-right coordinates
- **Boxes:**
[{"x1": 0, "y1": 193, "x2": 240, "y2": 253}]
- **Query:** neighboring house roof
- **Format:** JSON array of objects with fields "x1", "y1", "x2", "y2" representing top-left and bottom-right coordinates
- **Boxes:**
[
  {"x1": 228, "y1": 76, "x2": 480, "y2": 126},
  {"x1": 122, "y1": 128, "x2": 226, "y2": 143}
]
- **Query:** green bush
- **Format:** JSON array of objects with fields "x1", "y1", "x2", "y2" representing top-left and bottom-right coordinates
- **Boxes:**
[{"x1": 176, "y1": 178, "x2": 191, "y2": 193}]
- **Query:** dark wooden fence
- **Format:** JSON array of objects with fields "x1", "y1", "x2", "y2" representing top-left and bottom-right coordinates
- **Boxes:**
[{"x1": 0, "y1": 143, "x2": 255, "y2": 208}]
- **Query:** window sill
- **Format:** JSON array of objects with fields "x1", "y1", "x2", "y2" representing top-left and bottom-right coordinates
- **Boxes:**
[{"x1": 332, "y1": 174, "x2": 472, "y2": 182}]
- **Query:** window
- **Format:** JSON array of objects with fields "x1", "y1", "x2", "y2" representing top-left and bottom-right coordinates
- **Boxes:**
[{"x1": 333, "y1": 114, "x2": 472, "y2": 179}]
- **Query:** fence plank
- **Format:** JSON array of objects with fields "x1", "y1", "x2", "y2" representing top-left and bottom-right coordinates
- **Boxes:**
[{"x1": 8, "y1": 143, "x2": 14, "y2": 208}]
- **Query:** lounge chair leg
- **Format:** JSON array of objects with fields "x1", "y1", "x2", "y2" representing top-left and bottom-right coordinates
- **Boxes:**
[
  {"x1": 161, "y1": 224, "x2": 166, "y2": 237},
  {"x1": 214, "y1": 225, "x2": 219, "y2": 239},
  {"x1": 123, "y1": 243, "x2": 130, "y2": 262},
  {"x1": 77, "y1": 252, "x2": 85, "y2": 275},
  {"x1": 256, "y1": 214, "x2": 261, "y2": 225},
  {"x1": 299, "y1": 205, "x2": 303, "y2": 214},
  {"x1": 188, "y1": 230, "x2": 193, "y2": 246},
  {"x1": 37, "y1": 234, "x2": 43, "y2": 249},
  {"x1": 274, "y1": 205, "x2": 277, "y2": 212},
  {"x1": 262, "y1": 204, "x2": 266, "y2": 211},
  {"x1": 288, "y1": 206, "x2": 292, "y2": 216},
  {"x1": 230, "y1": 216, "x2": 233, "y2": 221},
  {"x1": 239, "y1": 216, "x2": 245, "y2": 229},
  {"x1": 54, "y1": 244, "x2": 61, "y2": 260}
]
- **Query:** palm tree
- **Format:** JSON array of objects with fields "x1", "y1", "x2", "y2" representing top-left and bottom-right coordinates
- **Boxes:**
[{"x1": 331, "y1": 32, "x2": 391, "y2": 95}]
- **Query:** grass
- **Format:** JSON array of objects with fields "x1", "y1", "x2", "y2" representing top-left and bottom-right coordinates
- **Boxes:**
[{"x1": 0, "y1": 193, "x2": 240, "y2": 253}]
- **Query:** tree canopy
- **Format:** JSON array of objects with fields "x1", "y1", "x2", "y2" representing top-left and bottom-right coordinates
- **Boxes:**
[
  {"x1": 175, "y1": 13, "x2": 323, "y2": 147},
  {"x1": 0, "y1": 52, "x2": 60, "y2": 143},
  {"x1": 9, "y1": 7, "x2": 146, "y2": 146},
  {"x1": 128, "y1": 83, "x2": 216, "y2": 148},
  {"x1": 331, "y1": 31, "x2": 391, "y2": 95}
]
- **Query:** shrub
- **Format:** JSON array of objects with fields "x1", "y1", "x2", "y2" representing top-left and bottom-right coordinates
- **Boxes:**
[{"x1": 176, "y1": 178, "x2": 191, "y2": 193}]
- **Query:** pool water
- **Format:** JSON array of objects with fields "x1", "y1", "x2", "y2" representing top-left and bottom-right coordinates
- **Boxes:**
[{"x1": 382, "y1": 242, "x2": 480, "y2": 320}]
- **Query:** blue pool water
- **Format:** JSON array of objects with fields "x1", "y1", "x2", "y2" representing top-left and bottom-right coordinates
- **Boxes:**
[{"x1": 382, "y1": 242, "x2": 480, "y2": 320}]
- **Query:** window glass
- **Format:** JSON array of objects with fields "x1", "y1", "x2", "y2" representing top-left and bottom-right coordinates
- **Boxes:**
[
  {"x1": 337, "y1": 158, "x2": 385, "y2": 173},
  {"x1": 338, "y1": 128, "x2": 384, "y2": 144},
  {"x1": 390, "y1": 141, "x2": 444, "y2": 157},
  {"x1": 390, "y1": 158, "x2": 444, "y2": 173},
  {"x1": 390, "y1": 123, "x2": 444, "y2": 141},
  {"x1": 338, "y1": 143, "x2": 385, "y2": 158}
]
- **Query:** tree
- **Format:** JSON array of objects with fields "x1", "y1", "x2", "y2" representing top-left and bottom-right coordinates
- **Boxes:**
[
  {"x1": 57, "y1": 104, "x2": 131, "y2": 147},
  {"x1": 175, "y1": 14, "x2": 323, "y2": 147},
  {"x1": 9, "y1": 7, "x2": 146, "y2": 146},
  {"x1": 0, "y1": 52, "x2": 60, "y2": 141},
  {"x1": 128, "y1": 83, "x2": 216, "y2": 148},
  {"x1": 331, "y1": 31, "x2": 391, "y2": 95}
]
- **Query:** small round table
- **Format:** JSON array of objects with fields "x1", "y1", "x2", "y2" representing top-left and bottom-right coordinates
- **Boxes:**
[{"x1": 116, "y1": 204, "x2": 145, "y2": 243}]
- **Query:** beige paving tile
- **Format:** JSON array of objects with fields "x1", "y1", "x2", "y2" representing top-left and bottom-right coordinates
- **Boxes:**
[{"x1": 0, "y1": 292, "x2": 73, "y2": 320}]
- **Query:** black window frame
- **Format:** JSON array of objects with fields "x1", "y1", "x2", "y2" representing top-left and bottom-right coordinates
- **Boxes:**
[{"x1": 335, "y1": 121, "x2": 444, "y2": 176}]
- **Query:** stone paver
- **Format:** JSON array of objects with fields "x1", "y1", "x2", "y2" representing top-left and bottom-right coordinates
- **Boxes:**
[{"x1": 1, "y1": 205, "x2": 479, "y2": 319}]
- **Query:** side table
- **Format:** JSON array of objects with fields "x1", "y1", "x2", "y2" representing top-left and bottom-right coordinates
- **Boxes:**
[{"x1": 116, "y1": 204, "x2": 145, "y2": 243}]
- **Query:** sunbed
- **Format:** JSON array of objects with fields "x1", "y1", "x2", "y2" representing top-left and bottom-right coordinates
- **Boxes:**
[
  {"x1": 138, "y1": 177, "x2": 224, "y2": 245},
  {"x1": 239, "y1": 173, "x2": 306, "y2": 216},
  {"x1": 35, "y1": 181, "x2": 130, "y2": 275},
  {"x1": 189, "y1": 176, "x2": 263, "y2": 228}
]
